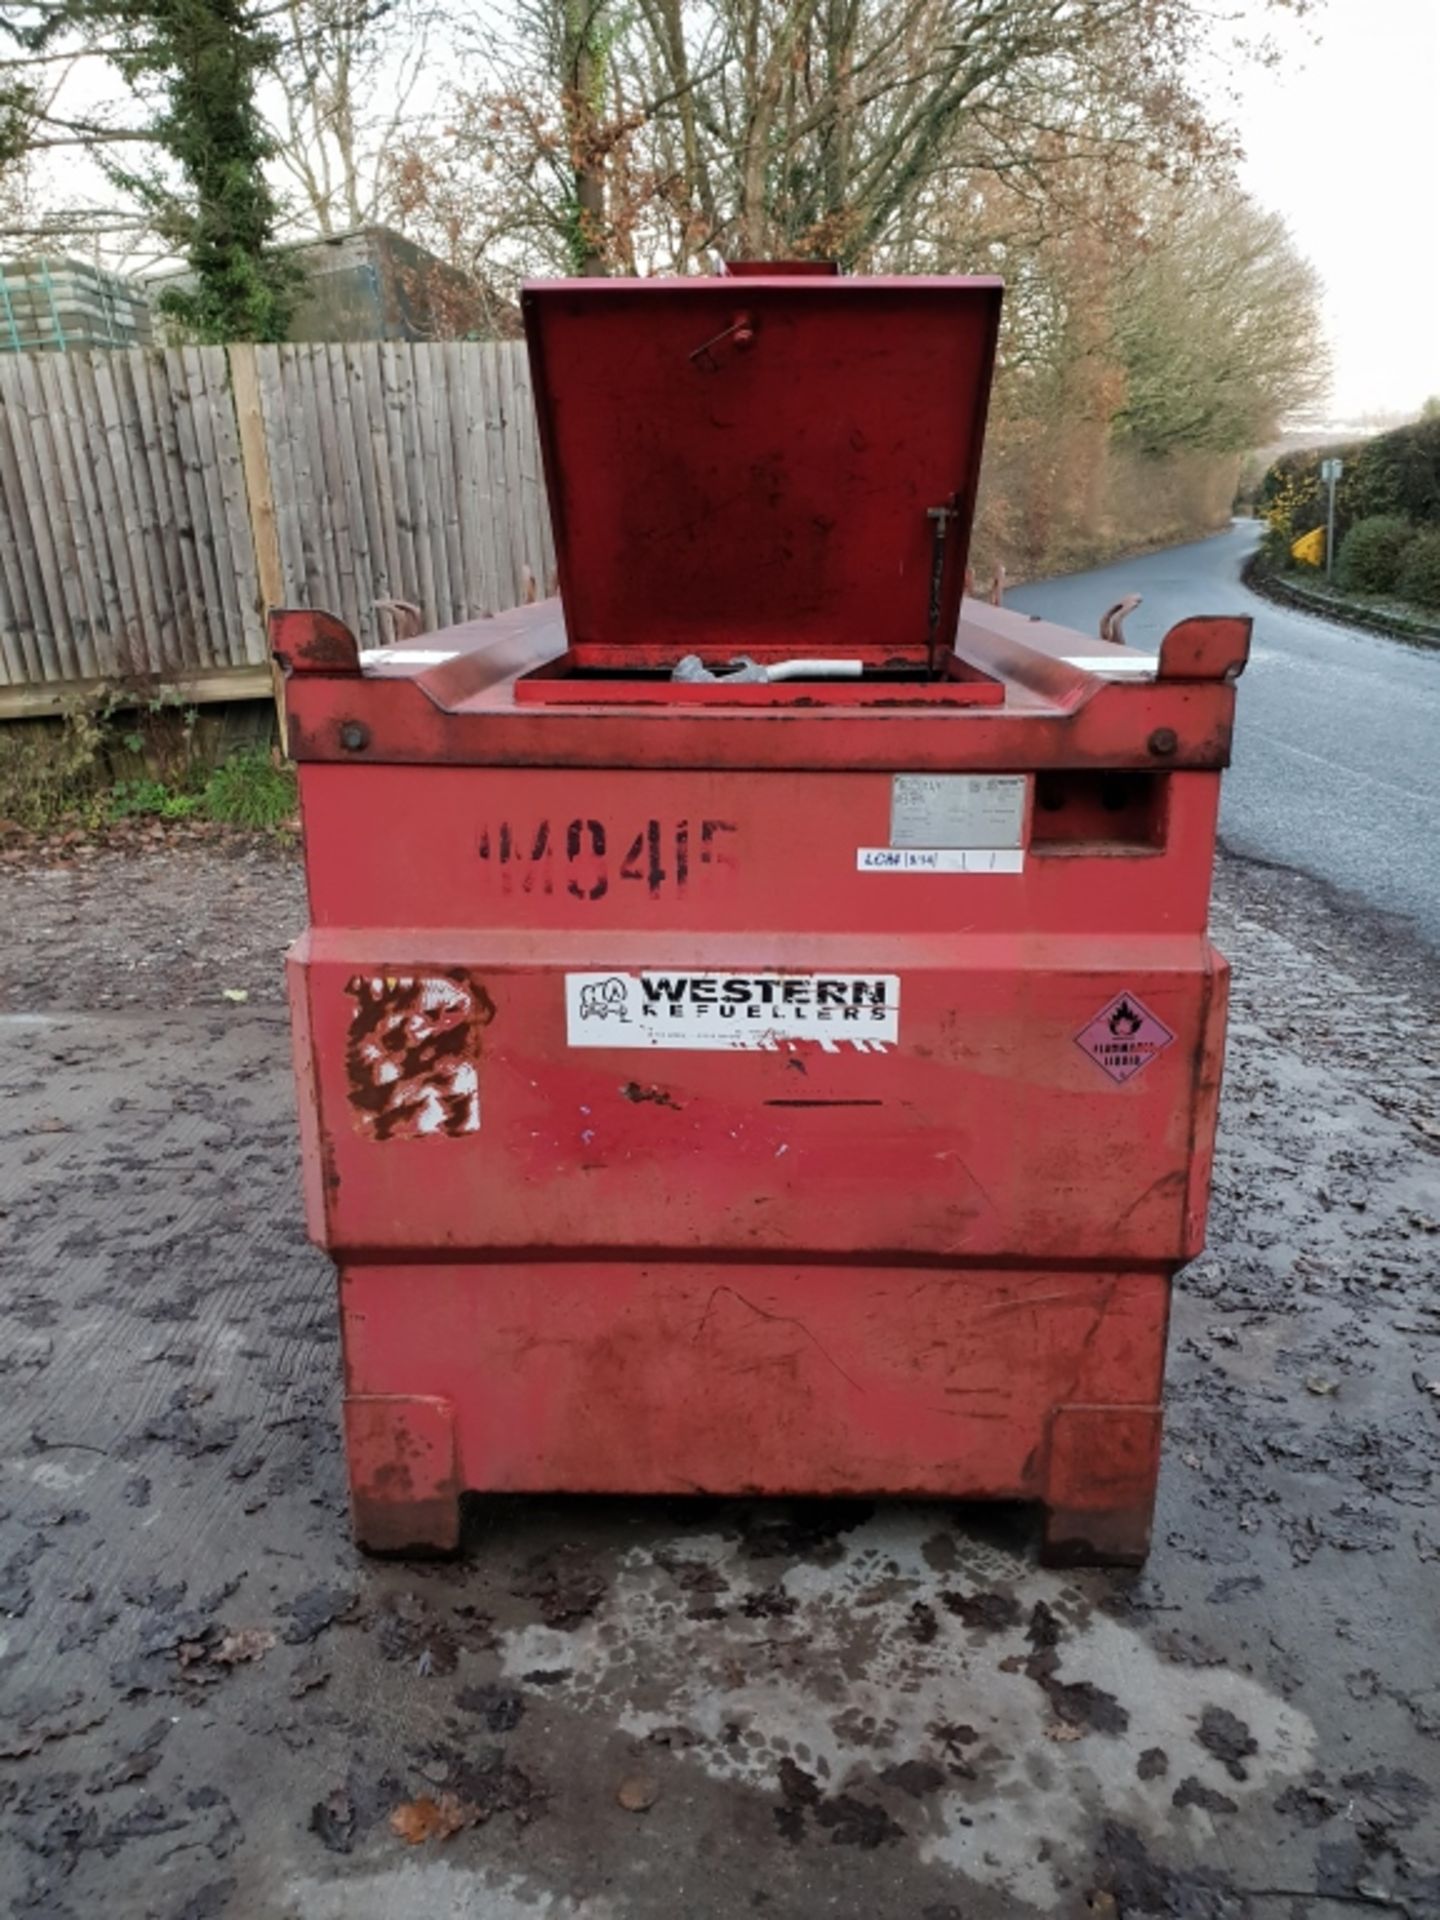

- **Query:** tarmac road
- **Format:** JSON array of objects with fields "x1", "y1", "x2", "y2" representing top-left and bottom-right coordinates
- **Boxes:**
[{"x1": 1010, "y1": 520, "x2": 1440, "y2": 948}]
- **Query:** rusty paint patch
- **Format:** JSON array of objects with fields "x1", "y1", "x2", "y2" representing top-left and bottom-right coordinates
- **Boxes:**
[
  {"x1": 619, "y1": 1080, "x2": 682, "y2": 1110},
  {"x1": 344, "y1": 972, "x2": 493, "y2": 1140},
  {"x1": 269, "y1": 606, "x2": 361, "y2": 674}
]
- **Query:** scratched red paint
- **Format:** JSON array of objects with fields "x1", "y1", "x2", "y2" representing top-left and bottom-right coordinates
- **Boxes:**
[{"x1": 277, "y1": 270, "x2": 1248, "y2": 1566}]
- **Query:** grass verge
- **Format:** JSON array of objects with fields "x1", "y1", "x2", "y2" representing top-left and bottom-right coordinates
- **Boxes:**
[
  {"x1": 1242, "y1": 552, "x2": 1440, "y2": 648},
  {"x1": 0, "y1": 695, "x2": 296, "y2": 837}
]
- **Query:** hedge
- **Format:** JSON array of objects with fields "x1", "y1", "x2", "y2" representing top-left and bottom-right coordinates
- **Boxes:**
[
  {"x1": 1397, "y1": 529, "x2": 1440, "y2": 611},
  {"x1": 1257, "y1": 413, "x2": 1440, "y2": 559},
  {"x1": 1336, "y1": 516, "x2": 1416, "y2": 594}
]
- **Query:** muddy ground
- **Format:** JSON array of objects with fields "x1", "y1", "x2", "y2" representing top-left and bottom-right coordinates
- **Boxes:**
[{"x1": 1, "y1": 834, "x2": 1438, "y2": 1920}]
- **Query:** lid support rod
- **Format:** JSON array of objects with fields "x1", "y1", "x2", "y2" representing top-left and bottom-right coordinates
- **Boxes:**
[{"x1": 926, "y1": 498, "x2": 959, "y2": 679}]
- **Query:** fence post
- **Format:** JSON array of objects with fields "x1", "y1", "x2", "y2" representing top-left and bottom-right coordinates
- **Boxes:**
[{"x1": 229, "y1": 343, "x2": 289, "y2": 743}]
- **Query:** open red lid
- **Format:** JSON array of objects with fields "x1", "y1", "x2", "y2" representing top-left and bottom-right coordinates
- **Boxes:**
[{"x1": 521, "y1": 275, "x2": 1003, "y2": 659}]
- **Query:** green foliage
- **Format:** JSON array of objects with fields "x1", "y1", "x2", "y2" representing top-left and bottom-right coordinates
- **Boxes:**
[
  {"x1": 0, "y1": 704, "x2": 112, "y2": 830},
  {"x1": 0, "y1": 79, "x2": 41, "y2": 168},
  {"x1": 1335, "y1": 516, "x2": 1415, "y2": 596},
  {"x1": 200, "y1": 748, "x2": 296, "y2": 828},
  {"x1": 0, "y1": 699, "x2": 293, "y2": 834},
  {"x1": 1255, "y1": 448, "x2": 1324, "y2": 554},
  {"x1": 1355, "y1": 414, "x2": 1440, "y2": 526},
  {"x1": 101, "y1": 747, "x2": 294, "y2": 827},
  {"x1": 106, "y1": 776, "x2": 200, "y2": 820},
  {"x1": 1257, "y1": 460, "x2": 1322, "y2": 565},
  {"x1": 57, "y1": 0, "x2": 299, "y2": 341},
  {"x1": 1257, "y1": 415, "x2": 1440, "y2": 567},
  {"x1": 1396, "y1": 529, "x2": 1440, "y2": 611},
  {"x1": 1260, "y1": 521, "x2": 1294, "y2": 568}
]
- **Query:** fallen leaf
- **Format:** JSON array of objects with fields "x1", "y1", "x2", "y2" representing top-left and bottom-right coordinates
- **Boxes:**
[
  {"x1": 0, "y1": 1702, "x2": 108, "y2": 1759},
  {"x1": 616, "y1": 1774, "x2": 660, "y2": 1811},
  {"x1": 389, "y1": 1794, "x2": 477, "y2": 1844},
  {"x1": 221, "y1": 988, "x2": 249, "y2": 1005},
  {"x1": 289, "y1": 1652, "x2": 330, "y2": 1697},
  {"x1": 214, "y1": 1627, "x2": 277, "y2": 1666},
  {"x1": 309, "y1": 1788, "x2": 356, "y2": 1854},
  {"x1": 1044, "y1": 1722, "x2": 1085, "y2": 1744}
]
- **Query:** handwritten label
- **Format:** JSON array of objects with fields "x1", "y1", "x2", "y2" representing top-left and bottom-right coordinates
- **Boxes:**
[
  {"x1": 890, "y1": 774, "x2": 1027, "y2": 850},
  {"x1": 857, "y1": 848, "x2": 1023, "y2": 874}
]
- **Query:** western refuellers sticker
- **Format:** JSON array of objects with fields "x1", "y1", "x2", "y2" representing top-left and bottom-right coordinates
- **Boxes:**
[{"x1": 565, "y1": 971, "x2": 899, "y2": 1052}]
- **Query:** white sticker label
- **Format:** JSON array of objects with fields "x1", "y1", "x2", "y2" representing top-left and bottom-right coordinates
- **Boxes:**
[
  {"x1": 890, "y1": 774, "x2": 1026, "y2": 849},
  {"x1": 1062, "y1": 654, "x2": 1155, "y2": 679},
  {"x1": 565, "y1": 971, "x2": 899, "y2": 1052},
  {"x1": 857, "y1": 848, "x2": 1024, "y2": 874},
  {"x1": 358, "y1": 647, "x2": 460, "y2": 668}
]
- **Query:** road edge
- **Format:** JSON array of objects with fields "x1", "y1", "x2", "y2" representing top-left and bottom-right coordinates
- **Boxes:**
[{"x1": 1242, "y1": 550, "x2": 1440, "y2": 650}]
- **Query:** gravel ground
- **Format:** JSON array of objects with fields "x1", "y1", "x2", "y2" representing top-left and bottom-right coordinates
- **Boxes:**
[{"x1": 1, "y1": 832, "x2": 1438, "y2": 1920}]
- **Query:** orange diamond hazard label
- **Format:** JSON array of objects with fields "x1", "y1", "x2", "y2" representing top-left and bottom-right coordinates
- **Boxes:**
[{"x1": 1075, "y1": 993, "x2": 1175, "y2": 1084}]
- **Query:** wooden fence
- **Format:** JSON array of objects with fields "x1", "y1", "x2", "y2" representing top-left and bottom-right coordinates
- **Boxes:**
[{"x1": 0, "y1": 340, "x2": 555, "y2": 718}]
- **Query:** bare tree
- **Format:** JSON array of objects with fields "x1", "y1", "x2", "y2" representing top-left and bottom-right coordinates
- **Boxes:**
[
  {"x1": 267, "y1": 0, "x2": 436, "y2": 235},
  {"x1": 1, "y1": 2, "x2": 151, "y2": 172},
  {"x1": 396, "y1": 0, "x2": 1266, "y2": 285},
  {"x1": 1112, "y1": 183, "x2": 1329, "y2": 454}
]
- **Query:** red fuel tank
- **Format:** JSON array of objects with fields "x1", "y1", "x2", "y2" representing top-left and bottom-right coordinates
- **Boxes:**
[{"x1": 275, "y1": 270, "x2": 1248, "y2": 1565}]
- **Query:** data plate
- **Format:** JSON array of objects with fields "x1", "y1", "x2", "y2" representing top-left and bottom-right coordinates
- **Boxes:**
[{"x1": 889, "y1": 774, "x2": 1026, "y2": 849}]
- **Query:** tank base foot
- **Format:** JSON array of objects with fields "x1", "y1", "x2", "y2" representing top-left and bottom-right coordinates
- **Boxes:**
[
  {"x1": 1040, "y1": 1500, "x2": 1154, "y2": 1567},
  {"x1": 344, "y1": 1393, "x2": 461, "y2": 1556},
  {"x1": 1040, "y1": 1402, "x2": 1162, "y2": 1567}
]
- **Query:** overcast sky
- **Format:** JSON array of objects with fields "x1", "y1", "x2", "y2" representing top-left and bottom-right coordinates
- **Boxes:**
[{"x1": 1227, "y1": 0, "x2": 1440, "y2": 419}]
